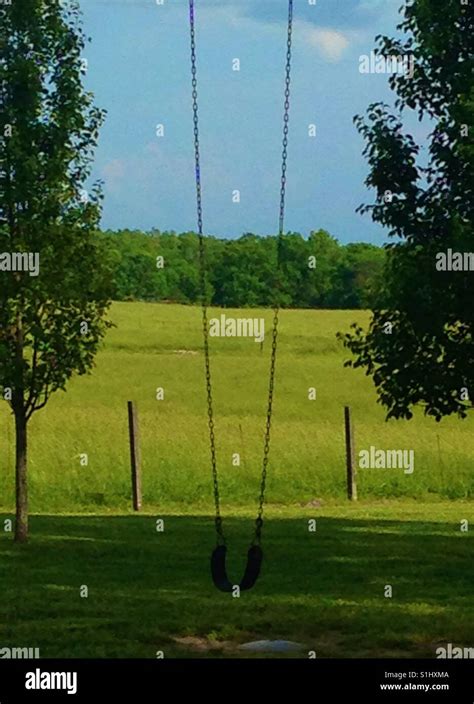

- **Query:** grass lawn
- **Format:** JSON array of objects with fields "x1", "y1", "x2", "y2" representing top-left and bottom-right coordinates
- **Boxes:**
[
  {"x1": 1, "y1": 501, "x2": 472, "y2": 659},
  {"x1": 0, "y1": 304, "x2": 472, "y2": 658},
  {"x1": 1, "y1": 304, "x2": 473, "y2": 512}
]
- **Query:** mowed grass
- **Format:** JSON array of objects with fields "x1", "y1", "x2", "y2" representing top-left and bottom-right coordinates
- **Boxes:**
[
  {"x1": 0, "y1": 303, "x2": 472, "y2": 657},
  {"x1": 0, "y1": 302, "x2": 472, "y2": 512},
  {"x1": 0, "y1": 503, "x2": 472, "y2": 658}
]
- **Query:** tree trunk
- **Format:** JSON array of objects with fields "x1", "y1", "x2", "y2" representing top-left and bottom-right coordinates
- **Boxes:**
[
  {"x1": 14, "y1": 405, "x2": 28, "y2": 543},
  {"x1": 13, "y1": 304, "x2": 28, "y2": 543}
]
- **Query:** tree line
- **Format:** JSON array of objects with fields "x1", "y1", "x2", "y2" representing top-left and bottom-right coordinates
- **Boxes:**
[{"x1": 100, "y1": 228, "x2": 385, "y2": 309}]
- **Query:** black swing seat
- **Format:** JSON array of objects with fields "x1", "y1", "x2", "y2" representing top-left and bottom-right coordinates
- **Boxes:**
[{"x1": 211, "y1": 545, "x2": 263, "y2": 592}]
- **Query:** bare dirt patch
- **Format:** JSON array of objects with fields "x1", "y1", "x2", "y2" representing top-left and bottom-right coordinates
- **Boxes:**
[{"x1": 171, "y1": 636, "x2": 234, "y2": 653}]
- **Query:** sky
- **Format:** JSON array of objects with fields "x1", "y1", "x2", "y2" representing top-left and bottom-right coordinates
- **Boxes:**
[{"x1": 80, "y1": 0, "x2": 425, "y2": 244}]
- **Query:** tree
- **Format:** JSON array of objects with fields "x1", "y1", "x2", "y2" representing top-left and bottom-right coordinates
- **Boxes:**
[
  {"x1": 0, "y1": 0, "x2": 113, "y2": 541},
  {"x1": 334, "y1": 243, "x2": 385, "y2": 309},
  {"x1": 306, "y1": 230, "x2": 344, "y2": 307},
  {"x1": 212, "y1": 234, "x2": 276, "y2": 307},
  {"x1": 338, "y1": 0, "x2": 474, "y2": 420}
]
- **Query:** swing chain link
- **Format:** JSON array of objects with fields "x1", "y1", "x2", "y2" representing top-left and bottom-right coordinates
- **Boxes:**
[
  {"x1": 254, "y1": 0, "x2": 293, "y2": 546},
  {"x1": 279, "y1": 0, "x2": 293, "y2": 239},
  {"x1": 190, "y1": 0, "x2": 225, "y2": 545},
  {"x1": 189, "y1": 0, "x2": 293, "y2": 548},
  {"x1": 254, "y1": 306, "x2": 279, "y2": 545}
]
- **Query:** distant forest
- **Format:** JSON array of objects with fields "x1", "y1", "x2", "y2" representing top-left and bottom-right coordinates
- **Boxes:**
[{"x1": 99, "y1": 229, "x2": 386, "y2": 309}]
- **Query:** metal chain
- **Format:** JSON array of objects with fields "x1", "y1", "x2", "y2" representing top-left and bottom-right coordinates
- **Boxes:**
[
  {"x1": 189, "y1": 0, "x2": 224, "y2": 545},
  {"x1": 254, "y1": 0, "x2": 293, "y2": 545},
  {"x1": 279, "y1": 0, "x2": 293, "y2": 240},
  {"x1": 189, "y1": 0, "x2": 293, "y2": 547}
]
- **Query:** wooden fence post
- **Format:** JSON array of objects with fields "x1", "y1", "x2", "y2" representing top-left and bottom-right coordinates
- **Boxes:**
[
  {"x1": 344, "y1": 405, "x2": 357, "y2": 501},
  {"x1": 127, "y1": 401, "x2": 142, "y2": 511}
]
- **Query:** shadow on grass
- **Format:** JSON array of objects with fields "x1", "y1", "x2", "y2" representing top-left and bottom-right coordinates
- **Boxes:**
[{"x1": 0, "y1": 514, "x2": 472, "y2": 658}]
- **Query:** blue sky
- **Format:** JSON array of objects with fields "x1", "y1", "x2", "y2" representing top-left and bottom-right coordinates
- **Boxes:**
[{"x1": 80, "y1": 0, "x2": 424, "y2": 244}]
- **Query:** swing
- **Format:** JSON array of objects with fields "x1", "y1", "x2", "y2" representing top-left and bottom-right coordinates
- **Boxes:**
[{"x1": 188, "y1": 0, "x2": 294, "y2": 592}]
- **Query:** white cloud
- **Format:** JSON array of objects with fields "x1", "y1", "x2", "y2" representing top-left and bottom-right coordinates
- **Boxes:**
[
  {"x1": 200, "y1": 8, "x2": 353, "y2": 64},
  {"x1": 297, "y1": 22, "x2": 351, "y2": 62}
]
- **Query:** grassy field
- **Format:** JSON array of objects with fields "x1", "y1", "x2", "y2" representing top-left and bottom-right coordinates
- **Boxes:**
[
  {"x1": 0, "y1": 303, "x2": 472, "y2": 658},
  {"x1": 0, "y1": 503, "x2": 472, "y2": 658},
  {"x1": 0, "y1": 302, "x2": 473, "y2": 512}
]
